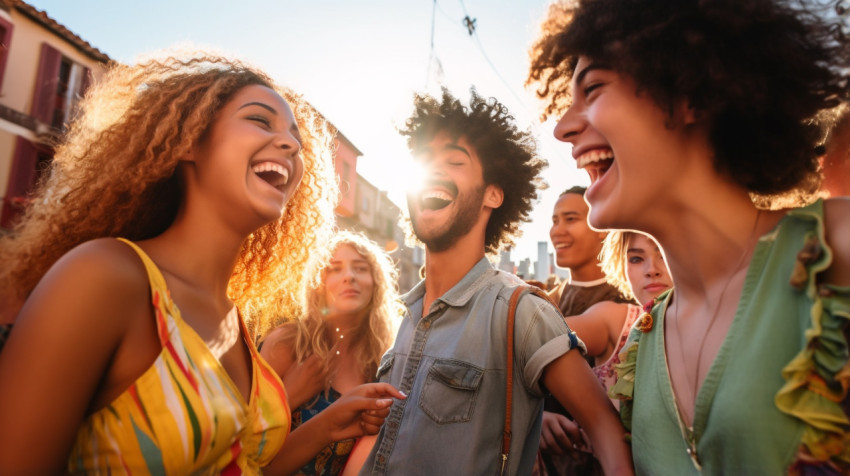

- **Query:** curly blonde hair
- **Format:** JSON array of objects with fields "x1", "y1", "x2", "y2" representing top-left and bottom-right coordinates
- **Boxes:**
[
  {"x1": 0, "y1": 48, "x2": 338, "y2": 336},
  {"x1": 277, "y1": 230, "x2": 403, "y2": 386}
]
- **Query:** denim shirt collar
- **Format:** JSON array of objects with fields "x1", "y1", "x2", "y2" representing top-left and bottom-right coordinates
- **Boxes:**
[{"x1": 402, "y1": 257, "x2": 495, "y2": 312}]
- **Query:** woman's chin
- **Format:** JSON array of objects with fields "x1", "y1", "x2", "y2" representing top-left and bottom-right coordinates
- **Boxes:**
[{"x1": 587, "y1": 201, "x2": 616, "y2": 231}]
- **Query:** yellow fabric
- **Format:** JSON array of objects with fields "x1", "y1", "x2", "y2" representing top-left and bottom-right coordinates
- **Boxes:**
[{"x1": 68, "y1": 238, "x2": 290, "y2": 475}]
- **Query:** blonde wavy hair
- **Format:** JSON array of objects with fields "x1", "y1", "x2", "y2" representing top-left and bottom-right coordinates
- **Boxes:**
[
  {"x1": 0, "y1": 48, "x2": 338, "y2": 336},
  {"x1": 600, "y1": 230, "x2": 640, "y2": 302},
  {"x1": 278, "y1": 230, "x2": 403, "y2": 386}
]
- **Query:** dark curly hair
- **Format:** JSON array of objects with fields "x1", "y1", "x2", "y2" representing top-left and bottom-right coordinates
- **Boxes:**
[
  {"x1": 527, "y1": 0, "x2": 850, "y2": 196},
  {"x1": 399, "y1": 88, "x2": 546, "y2": 254}
]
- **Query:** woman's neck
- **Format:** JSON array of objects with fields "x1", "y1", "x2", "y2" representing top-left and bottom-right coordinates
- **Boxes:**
[{"x1": 650, "y1": 190, "x2": 782, "y2": 301}]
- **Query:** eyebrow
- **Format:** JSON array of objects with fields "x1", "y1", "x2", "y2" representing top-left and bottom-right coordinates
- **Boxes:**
[
  {"x1": 574, "y1": 63, "x2": 610, "y2": 87},
  {"x1": 626, "y1": 248, "x2": 646, "y2": 254},
  {"x1": 329, "y1": 257, "x2": 370, "y2": 264},
  {"x1": 443, "y1": 143, "x2": 471, "y2": 157},
  {"x1": 238, "y1": 101, "x2": 278, "y2": 114},
  {"x1": 413, "y1": 141, "x2": 472, "y2": 159}
]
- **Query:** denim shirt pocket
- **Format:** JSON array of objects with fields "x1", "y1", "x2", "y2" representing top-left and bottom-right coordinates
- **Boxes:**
[
  {"x1": 376, "y1": 352, "x2": 394, "y2": 382},
  {"x1": 419, "y1": 359, "x2": 484, "y2": 424}
]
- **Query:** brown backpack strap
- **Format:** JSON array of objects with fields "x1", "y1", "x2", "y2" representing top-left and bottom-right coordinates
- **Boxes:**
[{"x1": 501, "y1": 285, "x2": 554, "y2": 475}]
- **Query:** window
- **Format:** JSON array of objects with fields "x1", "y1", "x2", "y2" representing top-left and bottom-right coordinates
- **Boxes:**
[
  {"x1": 0, "y1": 15, "x2": 13, "y2": 89},
  {"x1": 2, "y1": 43, "x2": 92, "y2": 228},
  {"x1": 361, "y1": 196, "x2": 370, "y2": 212},
  {"x1": 31, "y1": 43, "x2": 90, "y2": 132},
  {"x1": 1, "y1": 138, "x2": 50, "y2": 228}
]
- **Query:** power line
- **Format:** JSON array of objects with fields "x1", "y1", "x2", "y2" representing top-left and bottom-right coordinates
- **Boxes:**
[
  {"x1": 425, "y1": 0, "x2": 437, "y2": 88},
  {"x1": 430, "y1": 0, "x2": 573, "y2": 164}
]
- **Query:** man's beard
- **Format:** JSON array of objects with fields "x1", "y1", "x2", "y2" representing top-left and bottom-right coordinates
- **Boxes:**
[{"x1": 410, "y1": 184, "x2": 485, "y2": 253}]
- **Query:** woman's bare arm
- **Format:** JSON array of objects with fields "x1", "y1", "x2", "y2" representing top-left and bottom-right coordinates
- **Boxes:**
[{"x1": 0, "y1": 239, "x2": 153, "y2": 474}]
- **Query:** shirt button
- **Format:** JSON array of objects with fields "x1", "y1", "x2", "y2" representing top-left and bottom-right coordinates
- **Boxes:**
[
  {"x1": 378, "y1": 455, "x2": 386, "y2": 464},
  {"x1": 422, "y1": 321, "x2": 431, "y2": 329}
]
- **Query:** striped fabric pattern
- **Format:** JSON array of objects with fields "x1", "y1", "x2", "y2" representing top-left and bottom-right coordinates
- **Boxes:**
[{"x1": 68, "y1": 239, "x2": 290, "y2": 475}]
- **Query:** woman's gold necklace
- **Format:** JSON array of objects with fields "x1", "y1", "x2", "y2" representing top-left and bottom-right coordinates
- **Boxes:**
[{"x1": 670, "y1": 208, "x2": 762, "y2": 468}]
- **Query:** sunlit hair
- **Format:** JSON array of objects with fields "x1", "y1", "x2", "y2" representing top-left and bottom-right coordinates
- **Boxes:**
[
  {"x1": 399, "y1": 87, "x2": 546, "y2": 254},
  {"x1": 0, "y1": 48, "x2": 338, "y2": 336},
  {"x1": 275, "y1": 231, "x2": 403, "y2": 386},
  {"x1": 601, "y1": 229, "x2": 647, "y2": 302},
  {"x1": 527, "y1": 0, "x2": 850, "y2": 196}
]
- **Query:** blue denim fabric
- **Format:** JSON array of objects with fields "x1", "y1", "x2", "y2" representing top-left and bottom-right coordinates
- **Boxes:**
[{"x1": 359, "y1": 258, "x2": 584, "y2": 475}]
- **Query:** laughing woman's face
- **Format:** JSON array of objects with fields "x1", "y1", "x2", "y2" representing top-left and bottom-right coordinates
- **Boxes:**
[{"x1": 553, "y1": 56, "x2": 699, "y2": 231}]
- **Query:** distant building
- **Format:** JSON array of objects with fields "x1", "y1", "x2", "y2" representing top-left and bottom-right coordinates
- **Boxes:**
[
  {"x1": 0, "y1": 0, "x2": 109, "y2": 227},
  {"x1": 535, "y1": 241, "x2": 549, "y2": 282},
  {"x1": 497, "y1": 250, "x2": 514, "y2": 273},
  {"x1": 517, "y1": 258, "x2": 531, "y2": 280}
]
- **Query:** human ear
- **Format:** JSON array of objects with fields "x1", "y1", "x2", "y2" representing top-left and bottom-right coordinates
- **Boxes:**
[{"x1": 484, "y1": 184, "x2": 504, "y2": 209}]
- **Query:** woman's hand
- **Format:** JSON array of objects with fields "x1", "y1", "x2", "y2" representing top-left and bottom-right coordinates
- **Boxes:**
[
  {"x1": 539, "y1": 411, "x2": 589, "y2": 455},
  {"x1": 268, "y1": 383, "x2": 406, "y2": 475},
  {"x1": 322, "y1": 383, "x2": 406, "y2": 441}
]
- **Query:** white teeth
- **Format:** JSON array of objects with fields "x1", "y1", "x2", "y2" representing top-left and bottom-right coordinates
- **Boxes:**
[
  {"x1": 252, "y1": 162, "x2": 289, "y2": 184},
  {"x1": 422, "y1": 190, "x2": 452, "y2": 201},
  {"x1": 553, "y1": 243, "x2": 569, "y2": 249},
  {"x1": 576, "y1": 149, "x2": 614, "y2": 169}
]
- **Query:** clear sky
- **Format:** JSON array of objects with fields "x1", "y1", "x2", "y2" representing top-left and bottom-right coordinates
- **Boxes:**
[{"x1": 27, "y1": 0, "x2": 588, "y2": 265}]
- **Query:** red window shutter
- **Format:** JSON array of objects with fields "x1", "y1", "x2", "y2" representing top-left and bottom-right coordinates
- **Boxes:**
[
  {"x1": 31, "y1": 43, "x2": 62, "y2": 124},
  {"x1": 0, "y1": 16, "x2": 13, "y2": 90},
  {"x1": 78, "y1": 66, "x2": 91, "y2": 97},
  {"x1": 1, "y1": 137, "x2": 38, "y2": 228}
]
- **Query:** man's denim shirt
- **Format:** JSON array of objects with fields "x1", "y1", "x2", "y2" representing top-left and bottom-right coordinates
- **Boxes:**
[{"x1": 360, "y1": 258, "x2": 584, "y2": 475}]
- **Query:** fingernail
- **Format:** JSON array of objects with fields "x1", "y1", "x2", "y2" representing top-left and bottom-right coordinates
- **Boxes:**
[
  {"x1": 379, "y1": 399, "x2": 393, "y2": 407},
  {"x1": 399, "y1": 391, "x2": 407, "y2": 397}
]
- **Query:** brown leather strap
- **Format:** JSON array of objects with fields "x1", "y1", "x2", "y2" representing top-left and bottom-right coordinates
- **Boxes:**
[{"x1": 502, "y1": 286, "x2": 554, "y2": 474}]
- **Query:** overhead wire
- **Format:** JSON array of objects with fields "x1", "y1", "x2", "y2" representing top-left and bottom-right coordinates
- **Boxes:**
[
  {"x1": 425, "y1": 0, "x2": 440, "y2": 89},
  {"x1": 430, "y1": 0, "x2": 575, "y2": 169}
]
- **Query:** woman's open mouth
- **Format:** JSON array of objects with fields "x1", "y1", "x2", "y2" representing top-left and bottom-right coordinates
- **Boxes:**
[
  {"x1": 576, "y1": 149, "x2": 614, "y2": 184},
  {"x1": 252, "y1": 161, "x2": 290, "y2": 191}
]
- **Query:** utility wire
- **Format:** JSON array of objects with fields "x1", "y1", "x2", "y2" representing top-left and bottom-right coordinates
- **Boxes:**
[
  {"x1": 431, "y1": 0, "x2": 573, "y2": 164},
  {"x1": 425, "y1": 0, "x2": 438, "y2": 88}
]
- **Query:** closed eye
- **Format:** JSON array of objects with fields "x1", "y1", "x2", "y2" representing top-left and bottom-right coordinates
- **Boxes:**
[
  {"x1": 248, "y1": 115, "x2": 272, "y2": 127},
  {"x1": 583, "y1": 82, "x2": 603, "y2": 97}
]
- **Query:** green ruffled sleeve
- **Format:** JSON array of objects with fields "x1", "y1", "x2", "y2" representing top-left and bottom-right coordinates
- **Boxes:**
[
  {"x1": 610, "y1": 340, "x2": 639, "y2": 434},
  {"x1": 774, "y1": 204, "x2": 850, "y2": 473},
  {"x1": 609, "y1": 295, "x2": 665, "y2": 436}
]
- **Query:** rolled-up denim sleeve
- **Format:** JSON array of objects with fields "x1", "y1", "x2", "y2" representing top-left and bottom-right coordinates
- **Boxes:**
[{"x1": 513, "y1": 295, "x2": 587, "y2": 396}]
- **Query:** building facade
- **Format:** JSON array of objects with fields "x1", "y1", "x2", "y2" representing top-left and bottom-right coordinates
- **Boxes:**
[{"x1": 0, "y1": 0, "x2": 109, "y2": 228}]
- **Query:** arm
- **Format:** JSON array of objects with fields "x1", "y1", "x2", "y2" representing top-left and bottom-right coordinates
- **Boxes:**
[
  {"x1": 565, "y1": 301, "x2": 628, "y2": 360},
  {"x1": 260, "y1": 326, "x2": 329, "y2": 409},
  {"x1": 340, "y1": 435, "x2": 377, "y2": 476},
  {"x1": 265, "y1": 382, "x2": 405, "y2": 476},
  {"x1": 543, "y1": 350, "x2": 634, "y2": 476},
  {"x1": 0, "y1": 239, "x2": 151, "y2": 474}
]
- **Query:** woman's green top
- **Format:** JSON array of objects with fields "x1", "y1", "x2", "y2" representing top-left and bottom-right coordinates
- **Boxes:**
[{"x1": 611, "y1": 200, "x2": 850, "y2": 475}]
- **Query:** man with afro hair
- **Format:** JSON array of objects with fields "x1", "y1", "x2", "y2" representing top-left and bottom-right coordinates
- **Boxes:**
[{"x1": 358, "y1": 88, "x2": 632, "y2": 475}]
